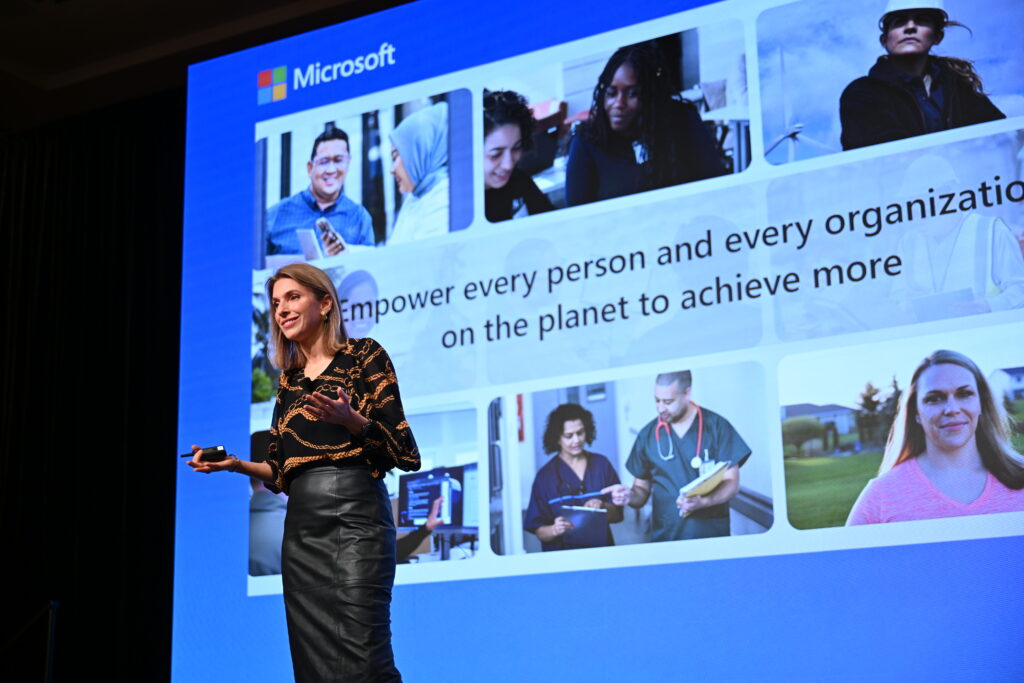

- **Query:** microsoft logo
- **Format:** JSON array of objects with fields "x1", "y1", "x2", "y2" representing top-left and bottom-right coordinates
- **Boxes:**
[{"x1": 257, "y1": 66, "x2": 287, "y2": 105}]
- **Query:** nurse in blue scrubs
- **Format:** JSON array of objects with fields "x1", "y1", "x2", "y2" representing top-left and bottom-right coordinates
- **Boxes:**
[
  {"x1": 524, "y1": 403, "x2": 623, "y2": 551},
  {"x1": 605, "y1": 371, "x2": 750, "y2": 542}
]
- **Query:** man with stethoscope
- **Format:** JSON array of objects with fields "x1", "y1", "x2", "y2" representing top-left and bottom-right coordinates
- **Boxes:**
[{"x1": 604, "y1": 371, "x2": 751, "y2": 542}]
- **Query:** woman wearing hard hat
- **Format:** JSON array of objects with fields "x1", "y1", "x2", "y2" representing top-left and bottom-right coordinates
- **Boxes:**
[{"x1": 839, "y1": 0, "x2": 1004, "y2": 150}]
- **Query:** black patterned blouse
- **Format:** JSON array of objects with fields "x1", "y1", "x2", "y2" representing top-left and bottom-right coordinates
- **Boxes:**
[{"x1": 265, "y1": 337, "x2": 420, "y2": 492}]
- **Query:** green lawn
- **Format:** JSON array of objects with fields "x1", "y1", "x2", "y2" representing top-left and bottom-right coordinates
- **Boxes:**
[
  {"x1": 1010, "y1": 405, "x2": 1024, "y2": 453},
  {"x1": 785, "y1": 451, "x2": 883, "y2": 529}
]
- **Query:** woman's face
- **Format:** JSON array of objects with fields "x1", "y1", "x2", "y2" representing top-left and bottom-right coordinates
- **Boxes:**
[
  {"x1": 558, "y1": 419, "x2": 587, "y2": 458},
  {"x1": 604, "y1": 63, "x2": 641, "y2": 135},
  {"x1": 915, "y1": 364, "x2": 981, "y2": 454},
  {"x1": 270, "y1": 277, "x2": 329, "y2": 346},
  {"x1": 883, "y1": 12, "x2": 941, "y2": 57},
  {"x1": 483, "y1": 124, "x2": 523, "y2": 190},
  {"x1": 391, "y1": 148, "x2": 415, "y2": 194}
]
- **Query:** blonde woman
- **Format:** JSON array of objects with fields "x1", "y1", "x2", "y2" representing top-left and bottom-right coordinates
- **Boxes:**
[
  {"x1": 847, "y1": 350, "x2": 1024, "y2": 525},
  {"x1": 190, "y1": 263, "x2": 419, "y2": 681}
]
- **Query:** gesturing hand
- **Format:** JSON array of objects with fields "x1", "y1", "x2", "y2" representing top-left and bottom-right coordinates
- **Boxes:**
[
  {"x1": 303, "y1": 387, "x2": 368, "y2": 432},
  {"x1": 601, "y1": 484, "x2": 632, "y2": 506},
  {"x1": 425, "y1": 496, "x2": 445, "y2": 532}
]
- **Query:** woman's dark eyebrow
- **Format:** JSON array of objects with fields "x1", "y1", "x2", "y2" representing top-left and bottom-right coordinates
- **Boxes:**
[
  {"x1": 271, "y1": 288, "x2": 301, "y2": 304},
  {"x1": 924, "y1": 385, "x2": 973, "y2": 396}
]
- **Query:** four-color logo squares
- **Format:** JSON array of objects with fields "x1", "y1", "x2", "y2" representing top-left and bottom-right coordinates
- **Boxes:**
[{"x1": 257, "y1": 67, "x2": 287, "y2": 104}]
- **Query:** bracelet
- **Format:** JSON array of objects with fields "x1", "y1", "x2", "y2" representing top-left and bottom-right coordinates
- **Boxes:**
[{"x1": 229, "y1": 457, "x2": 241, "y2": 473}]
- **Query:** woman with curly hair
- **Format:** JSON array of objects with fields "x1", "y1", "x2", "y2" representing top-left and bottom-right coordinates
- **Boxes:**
[
  {"x1": 523, "y1": 403, "x2": 623, "y2": 551},
  {"x1": 482, "y1": 89, "x2": 555, "y2": 222},
  {"x1": 565, "y1": 42, "x2": 724, "y2": 207},
  {"x1": 840, "y1": 1, "x2": 1004, "y2": 150},
  {"x1": 847, "y1": 350, "x2": 1024, "y2": 525}
]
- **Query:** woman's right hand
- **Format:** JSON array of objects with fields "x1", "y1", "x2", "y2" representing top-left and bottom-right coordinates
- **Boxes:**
[
  {"x1": 186, "y1": 444, "x2": 239, "y2": 474},
  {"x1": 551, "y1": 516, "x2": 574, "y2": 536}
]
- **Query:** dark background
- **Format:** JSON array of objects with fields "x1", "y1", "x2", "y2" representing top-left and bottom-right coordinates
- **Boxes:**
[{"x1": 0, "y1": 1, "x2": 409, "y2": 680}]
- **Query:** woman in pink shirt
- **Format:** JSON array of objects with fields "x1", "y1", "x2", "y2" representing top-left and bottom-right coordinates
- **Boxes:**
[{"x1": 847, "y1": 350, "x2": 1024, "y2": 525}]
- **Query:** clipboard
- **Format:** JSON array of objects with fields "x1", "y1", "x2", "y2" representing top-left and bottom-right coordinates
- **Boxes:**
[
  {"x1": 557, "y1": 505, "x2": 609, "y2": 548},
  {"x1": 679, "y1": 461, "x2": 728, "y2": 498}
]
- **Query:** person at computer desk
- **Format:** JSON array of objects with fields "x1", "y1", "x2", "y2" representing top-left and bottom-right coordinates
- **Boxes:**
[
  {"x1": 565, "y1": 42, "x2": 723, "y2": 207},
  {"x1": 482, "y1": 89, "x2": 554, "y2": 222},
  {"x1": 265, "y1": 127, "x2": 375, "y2": 258},
  {"x1": 397, "y1": 496, "x2": 443, "y2": 562},
  {"x1": 603, "y1": 371, "x2": 750, "y2": 542},
  {"x1": 524, "y1": 403, "x2": 623, "y2": 551}
]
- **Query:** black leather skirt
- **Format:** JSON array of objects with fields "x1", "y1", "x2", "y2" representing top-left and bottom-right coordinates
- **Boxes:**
[{"x1": 282, "y1": 464, "x2": 401, "y2": 682}]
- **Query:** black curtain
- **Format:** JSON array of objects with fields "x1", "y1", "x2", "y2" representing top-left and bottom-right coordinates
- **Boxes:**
[{"x1": 0, "y1": 88, "x2": 184, "y2": 681}]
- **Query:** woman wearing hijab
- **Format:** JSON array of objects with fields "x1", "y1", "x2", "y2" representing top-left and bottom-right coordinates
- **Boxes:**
[{"x1": 388, "y1": 101, "x2": 450, "y2": 244}]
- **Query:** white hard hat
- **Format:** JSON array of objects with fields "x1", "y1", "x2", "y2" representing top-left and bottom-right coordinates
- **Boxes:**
[{"x1": 880, "y1": 0, "x2": 948, "y2": 26}]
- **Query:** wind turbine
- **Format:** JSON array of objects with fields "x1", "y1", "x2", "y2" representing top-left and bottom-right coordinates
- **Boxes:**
[{"x1": 765, "y1": 47, "x2": 836, "y2": 162}]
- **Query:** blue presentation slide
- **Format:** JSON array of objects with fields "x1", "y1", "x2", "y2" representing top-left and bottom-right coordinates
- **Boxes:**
[{"x1": 176, "y1": 0, "x2": 1024, "y2": 680}]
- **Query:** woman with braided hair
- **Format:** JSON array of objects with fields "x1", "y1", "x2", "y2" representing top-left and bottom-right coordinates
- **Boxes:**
[
  {"x1": 840, "y1": 0, "x2": 1004, "y2": 150},
  {"x1": 565, "y1": 42, "x2": 724, "y2": 207}
]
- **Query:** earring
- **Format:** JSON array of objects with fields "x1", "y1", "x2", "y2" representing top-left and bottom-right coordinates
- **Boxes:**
[{"x1": 322, "y1": 311, "x2": 329, "y2": 323}]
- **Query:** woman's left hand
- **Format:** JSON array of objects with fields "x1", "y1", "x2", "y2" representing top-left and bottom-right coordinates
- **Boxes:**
[
  {"x1": 304, "y1": 387, "x2": 369, "y2": 433},
  {"x1": 582, "y1": 498, "x2": 603, "y2": 510}
]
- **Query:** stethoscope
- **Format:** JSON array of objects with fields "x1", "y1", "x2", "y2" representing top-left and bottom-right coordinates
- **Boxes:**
[{"x1": 655, "y1": 401, "x2": 707, "y2": 470}]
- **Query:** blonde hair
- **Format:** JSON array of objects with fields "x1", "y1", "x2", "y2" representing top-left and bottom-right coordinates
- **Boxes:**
[
  {"x1": 880, "y1": 350, "x2": 1024, "y2": 489},
  {"x1": 265, "y1": 263, "x2": 347, "y2": 371}
]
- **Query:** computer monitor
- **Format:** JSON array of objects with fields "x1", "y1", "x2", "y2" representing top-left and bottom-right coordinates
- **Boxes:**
[{"x1": 398, "y1": 464, "x2": 477, "y2": 532}]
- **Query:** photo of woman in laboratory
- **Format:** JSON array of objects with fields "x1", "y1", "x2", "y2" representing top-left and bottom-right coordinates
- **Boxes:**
[{"x1": 482, "y1": 89, "x2": 554, "y2": 222}]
